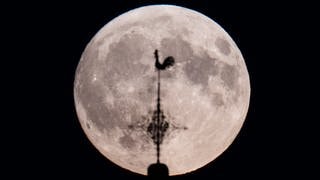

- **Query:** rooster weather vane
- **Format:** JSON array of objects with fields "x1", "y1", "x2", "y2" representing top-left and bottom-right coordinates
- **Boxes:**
[{"x1": 147, "y1": 49, "x2": 175, "y2": 164}]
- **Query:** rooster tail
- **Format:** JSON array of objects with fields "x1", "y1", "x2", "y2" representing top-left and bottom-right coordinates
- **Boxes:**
[{"x1": 162, "y1": 56, "x2": 175, "y2": 69}]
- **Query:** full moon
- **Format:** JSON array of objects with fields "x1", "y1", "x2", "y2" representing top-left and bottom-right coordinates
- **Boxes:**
[{"x1": 74, "y1": 5, "x2": 250, "y2": 176}]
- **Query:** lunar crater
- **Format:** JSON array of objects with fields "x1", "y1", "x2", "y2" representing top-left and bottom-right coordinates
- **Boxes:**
[
  {"x1": 212, "y1": 92, "x2": 225, "y2": 107},
  {"x1": 119, "y1": 133, "x2": 136, "y2": 150},
  {"x1": 105, "y1": 33, "x2": 150, "y2": 81},
  {"x1": 215, "y1": 37, "x2": 231, "y2": 55},
  {"x1": 220, "y1": 63, "x2": 239, "y2": 90},
  {"x1": 183, "y1": 53, "x2": 218, "y2": 89}
]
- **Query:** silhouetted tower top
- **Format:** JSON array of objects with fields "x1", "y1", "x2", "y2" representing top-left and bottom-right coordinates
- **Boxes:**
[
  {"x1": 147, "y1": 49, "x2": 175, "y2": 164},
  {"x1": 155, "y1": 49, "x2": 175, "y2": 70},
  {"x1": 147, "y1": 49, "x2": 173, "y2": 178},
  {"x1": 147, "y1": 162, "x2": 169, "y2": 178}
]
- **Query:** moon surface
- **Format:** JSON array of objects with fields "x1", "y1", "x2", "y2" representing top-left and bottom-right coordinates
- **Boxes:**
[{"x1": 74, "y1": 5, "x2": 250, "y2": 176}]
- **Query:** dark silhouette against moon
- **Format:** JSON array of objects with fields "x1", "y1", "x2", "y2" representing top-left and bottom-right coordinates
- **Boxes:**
[
  {"x1": 155, "y1": 50, "x2": 175, "y2": 70},
  {"x1": 146, "y1": 49, "x2": 173, "y2": 178},
  {"x1": 74, "y1": 5, "x2": 250, "y2": 176}
]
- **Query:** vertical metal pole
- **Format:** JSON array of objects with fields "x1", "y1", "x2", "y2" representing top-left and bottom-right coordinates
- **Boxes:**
[{"x1": 156, "y1": 69, "x2": 160, "y2": 163}]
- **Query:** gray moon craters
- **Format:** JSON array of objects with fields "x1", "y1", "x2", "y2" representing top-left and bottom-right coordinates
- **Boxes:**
[
  {"x1": 105, "y1": 33, "x2": 150, "y2": 82},
  {"x1": 160, "y1": 36, "x2": 219, "y2": 89},
  {"x1": 212, "y1": 92, "x2": 224, "y2": 106},
  {"x1": 76, "y1": 51, "x2": 122, "y2": 132},
  {"x1": 221, "y1": 63, "x2": 239, "y2": 90},
  {"x1": 215, "y1": 37, "x2": 231, "y2": 55},
  {"x1": 119, "y1": 133, "x2": 136, "y2": 149},
  {"x1": 160, "y1": 36, "x2": 193, "y2": 62},
  {"x1": 183, "y1": 52, "x2": 218, "y2": 88},
  {"x1": 86, "y1": 122, "x2": 91, "y2": 129}
]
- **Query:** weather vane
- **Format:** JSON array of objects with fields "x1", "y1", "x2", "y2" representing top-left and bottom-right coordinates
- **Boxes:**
[
  {"x1": 147, "y1": 49, "x2": 175, "y2": 164},
  {"x1": 74, "y1": 5, "x2": 250, "y2": 177}
]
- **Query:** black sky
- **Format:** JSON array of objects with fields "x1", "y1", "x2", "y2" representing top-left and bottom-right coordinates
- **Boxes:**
[{"x1": 3, "y1": 1, "x2": 317, "y2": 179}]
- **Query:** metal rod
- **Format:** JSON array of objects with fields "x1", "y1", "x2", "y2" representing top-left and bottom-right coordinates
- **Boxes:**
[{"x1": 156, "y1": 68, "x2": 160, "y2": 163}]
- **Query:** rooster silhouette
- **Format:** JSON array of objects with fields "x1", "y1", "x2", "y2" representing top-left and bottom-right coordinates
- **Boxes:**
[{"x1": 154, "y1": 49, "x2": 175, "y2": 70}]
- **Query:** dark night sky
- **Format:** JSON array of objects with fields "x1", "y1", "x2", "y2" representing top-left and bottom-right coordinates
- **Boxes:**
[{"x1": 3, "y1": 1, "x2": 316, "y2": 179}]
